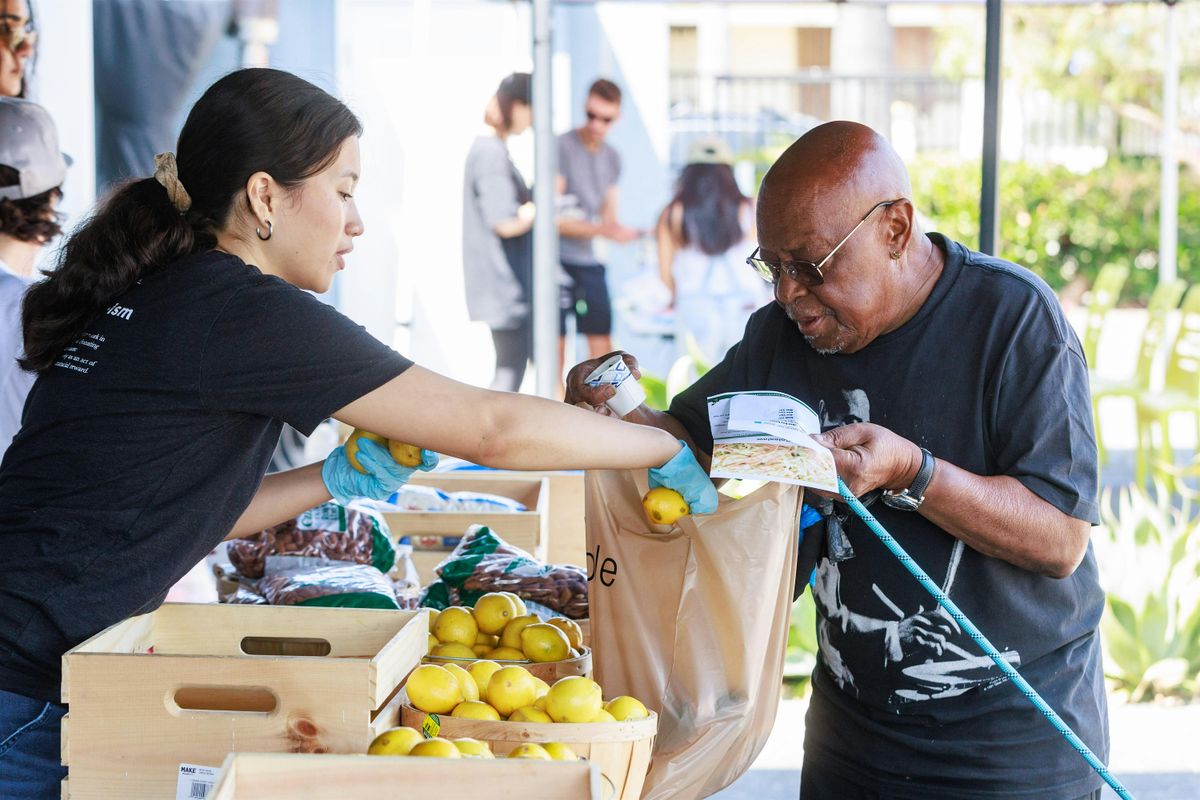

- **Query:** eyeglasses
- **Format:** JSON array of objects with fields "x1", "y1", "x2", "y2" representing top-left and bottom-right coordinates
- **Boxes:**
[
  {"x1": 585, "y1": 110, "x2": 615, "y2": 125},
  {"x1": 747, "y1": 198, "x2": 902, "y2": 287},
  {"x1": 0, "y1": 15, "x2": 35, "y2": 51}
]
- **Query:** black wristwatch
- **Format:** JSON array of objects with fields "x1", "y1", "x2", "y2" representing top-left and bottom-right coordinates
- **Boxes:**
[{"x1": 881, "y1": 448, "x2": 936, "y2": 511}]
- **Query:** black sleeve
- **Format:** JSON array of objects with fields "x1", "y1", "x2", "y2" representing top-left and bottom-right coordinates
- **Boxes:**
[
  {"x1": 989, "y1": 310, "x2": 1100, "y2": 524},
  {"x1": 668, "y1": 308, "x2": 770, "y2": 454},
  {"x1": 199, "y1": 278, "x2": 412, "y2": 435}
]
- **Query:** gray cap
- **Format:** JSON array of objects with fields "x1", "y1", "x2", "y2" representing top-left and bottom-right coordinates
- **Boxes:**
[{"x1": 0, "y1": 98, "x2": 69, "y2": 201}]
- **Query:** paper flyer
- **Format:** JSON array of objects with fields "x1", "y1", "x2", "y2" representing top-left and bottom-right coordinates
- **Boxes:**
[{"x1": 707, "y1": 390, "x2": 838, "y2": 492}]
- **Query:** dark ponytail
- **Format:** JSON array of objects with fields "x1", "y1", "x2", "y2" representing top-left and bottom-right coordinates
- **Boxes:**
[{"x1": 20, "y1": 68, "x2": 362, "y2": 372}]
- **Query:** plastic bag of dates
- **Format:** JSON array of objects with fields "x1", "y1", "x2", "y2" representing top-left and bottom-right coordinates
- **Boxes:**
[
  {"x1": 259, "y1": 562, "x2": 401, "y2": 609},
  {"x1": 437, "y1": 525, "x2": 588, "y2": 619},
  {"x1": 228, "y1": 501, "x2": 395, "y2": 579}
]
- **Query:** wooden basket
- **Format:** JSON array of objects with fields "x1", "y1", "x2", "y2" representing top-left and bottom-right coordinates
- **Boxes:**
[
  {"x1": 423, "y1": 646, "x2": 592, "y2": 681},
  {"x1": 209, "y1": 752, "x2": 607, "y2": 799},
  {"x1": 61, "y1": 603, "x2": 428, "y2": 800},
  {"x1": 397, "y1": 702, "x2": 656, "y2": 800},
  {"x1": 386, "y1": 474, "x2": 549, "y2": 558}
]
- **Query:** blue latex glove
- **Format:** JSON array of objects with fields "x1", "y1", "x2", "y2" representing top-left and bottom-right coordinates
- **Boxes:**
[
  {"x1": 648, "y1": 441, "x2": 719, "y2": 515},
  {"x1": 322, "y1": 439, "x2": 438, "y2": 505},
  {"x1": 800, "y1": 502, "x2": 822, "y2": 530}
]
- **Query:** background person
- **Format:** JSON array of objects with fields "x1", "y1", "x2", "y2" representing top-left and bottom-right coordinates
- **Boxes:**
[
  {"x1": 556, "y1": 78, "x2": 640, "y2": 379},
  {"x1": 566, "y1": 121, "x2": 1107, "y2": 800},
  {"x1": 0, "y1": 68, "x2": 716, "y2": 798},
  {"x1": 462, "y1": 72, "x2": 535, "y2": 392},
  {"x1": 655, "y1": 135, "x2": 768, "y2": 365},
  {"x1": 0, "y1": 97, "x2": 66, "y2": 459},
  {"x1": 0, "y1": 0, "x2": 35, "y2": 98}
]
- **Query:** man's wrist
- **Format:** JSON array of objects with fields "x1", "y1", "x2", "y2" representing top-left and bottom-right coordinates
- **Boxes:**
[{"x1": 891, "y1": 442, "x2": 924, "y2": 492}]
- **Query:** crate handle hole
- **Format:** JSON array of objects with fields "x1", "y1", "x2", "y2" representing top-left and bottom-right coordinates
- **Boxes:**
[
  {"x1": 173, "y1": 687, "x2": 278, "y2": 714},
  {"x1": 239, "y1": 636, "x2": 332, "y2": 657}
]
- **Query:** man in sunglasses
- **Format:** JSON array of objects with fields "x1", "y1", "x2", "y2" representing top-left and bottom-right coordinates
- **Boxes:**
[
  {"x1": 0, "y1": 0, "x2": 35, "y2": 98},
  {"x1": 556, "y1": 78, "x2": 641, "y2": 380},
  {"x1": 566, "y1": 121, "x2": 1106, "y2": 799}
]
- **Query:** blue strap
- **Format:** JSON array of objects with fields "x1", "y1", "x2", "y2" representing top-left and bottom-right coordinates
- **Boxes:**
[{"x1": 836, "y1": 478, "x2": 1134, "y2": 800}]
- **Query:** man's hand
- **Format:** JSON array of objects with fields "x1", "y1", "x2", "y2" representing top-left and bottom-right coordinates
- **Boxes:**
[
  {"x1": 563, "y1": 350, "x2": 643, "y2": 416},
  {"x1": 811, "y1": 422, "x2": 923, "y2": 498},
  {"x1": 601, "y1": 221, "x2": 642, "y2": 244}
]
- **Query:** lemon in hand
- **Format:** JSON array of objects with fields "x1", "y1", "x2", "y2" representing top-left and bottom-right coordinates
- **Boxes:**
[
  {"x1": 642, "y1": 487, "x2": 689, "y2": 525},
  {"x1": 345, "y1": 428, "x2": 422, "y2": 471}
]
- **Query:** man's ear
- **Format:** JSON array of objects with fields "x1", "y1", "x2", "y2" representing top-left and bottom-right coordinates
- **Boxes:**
[{"x1": 885, "y1": 199, "x2": 915, "y2": 255}]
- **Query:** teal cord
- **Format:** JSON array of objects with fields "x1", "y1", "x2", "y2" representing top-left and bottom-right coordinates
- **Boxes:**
[{"x1": 837, "y1": 478, "x2": 1133, "y2": 800}]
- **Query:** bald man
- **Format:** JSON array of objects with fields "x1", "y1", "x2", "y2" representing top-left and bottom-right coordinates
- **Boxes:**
[{"x1": 566, "y1": 122, "x2": 1105, "y2": 799}]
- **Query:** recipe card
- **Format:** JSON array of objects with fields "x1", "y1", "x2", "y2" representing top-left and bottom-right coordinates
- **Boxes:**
[{"x1": 707, "y1": 390, "x2": 838, "y2": 492}]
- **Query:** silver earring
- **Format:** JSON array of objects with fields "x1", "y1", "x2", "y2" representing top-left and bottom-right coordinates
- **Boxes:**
[{"x1": 256, "y1": 220, "x2": 273, "y2": 241}]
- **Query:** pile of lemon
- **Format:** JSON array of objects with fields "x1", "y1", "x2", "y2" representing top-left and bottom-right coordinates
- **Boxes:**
[
  {"x1": 367, "y1": 726, "x2": 579, "y2": 761},
  {"x1": 426, "y1": 592, "x2": 585, "y2": 664},
  {"x1": 404, "y1": 661, "x2": 649, "y2": 725}
]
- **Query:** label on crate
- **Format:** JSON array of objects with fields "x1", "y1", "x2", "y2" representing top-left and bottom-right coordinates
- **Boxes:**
[
  {"x1": 175, "y1": 763, "x2": 219, "y2": 800},
  {"x1": 421, "y1": 713, "x2": 442, "y2": 738}
]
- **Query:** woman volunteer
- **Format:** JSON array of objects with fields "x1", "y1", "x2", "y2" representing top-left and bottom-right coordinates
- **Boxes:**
[{"x1": 0, "y1": 68, "x2": 717, "y2": 796}]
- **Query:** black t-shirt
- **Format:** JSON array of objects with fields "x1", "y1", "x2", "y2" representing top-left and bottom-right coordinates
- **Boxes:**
[
  {"x1": 0, "y1": 251, "x2": 411, "y2": 702},
  {"x1": 670, "y1": 234, "x2": 1107, "y2": 798}
]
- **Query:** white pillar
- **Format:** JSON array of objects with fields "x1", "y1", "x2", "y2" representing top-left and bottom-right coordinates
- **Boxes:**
[{"x1": 1159, "y1": 1, "x2": 1179, "y2": 284}]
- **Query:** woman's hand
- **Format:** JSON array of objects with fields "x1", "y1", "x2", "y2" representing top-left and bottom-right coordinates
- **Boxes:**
[
  {"x1": 648, "y1": 441, "x2": 719, "y2": 514},
  {"x1": 321, "y1": 438, "x2": 437, "y2": 505}
]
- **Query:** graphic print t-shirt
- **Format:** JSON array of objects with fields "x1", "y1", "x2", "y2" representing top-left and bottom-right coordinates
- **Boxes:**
[
  {"x1": 0, "y1": 251, "x2": 412, "y2": 701},
  {"x1": 670, "y1": 234, "x2": 1106, "y2": 798}
]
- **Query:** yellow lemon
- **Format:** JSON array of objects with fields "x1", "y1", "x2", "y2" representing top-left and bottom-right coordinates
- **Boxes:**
[
  {"x1": 544, "y1": 676, "x2": 603, "y2": 723},
  {"x1": 487, "y1": 646, "x2": 528, "y2": 663},
  {"x1": 642, "y1": 487, "x2": 690, "y2": 525},
  {"x1": 532, "y1": 677, "x2": 551, "y2": 699},
  {"x1": 520, "y1": 623, "x2": 571, "y2": 663},
  {"x1": 533, "y1": 695, "x2": 548, "y2": 712},
  {"x1": 546, "y1": 618, "x2": 584, "y2": 651},
  {"x1": 366, "y1": 726, "x2": 423, "y2": 756},
  {"x1": 345, "y1": 429, "x2": 388, "y2": 473},
  {"x1": 405, "y1": 664, "x2": 463, "y2": 714},
  {"x1": 388, "y1": 441, "x2": 422, "y2": 468},
  {"x1": 500, "y1": 591, "x2": 528, "y2": 616},
  {"x1": 605, "y1": 696, "x2": 649, "y2": 721},
  {"x1": 541, "y1": 742, "x2": 580, "y2": 761},
  {"x1": 433, "y1": 606, "x2": 478, "y2": 647},
  {"x1": 443, "y1": 663, "x2": 480, "y2": 702},
  {"x1": 473, "y1": 593, "x2": 518, "y2": 635},
  {"x1": 472, "y1": 644, "x2": 493, "y2": 657},
  {"x1": 591, "y1": 709, "x2": 616, "y2": 723},
  {"x1": 467, "y1": 660, "x2": 503, "y2": 696},
  {"x1": 486, "y1": 666, "x2": 538, "y2": 717},
  {"x1": 408, "y1": 738, "x2": 461, "y2": 759},
  {"x1": 426, "y1": 634, "x2": 439, "y2": 652},
  {"x1": 430, "y1": 642, "x2": 476, "y2": 660},
  {"x1": 507, "y1": 743, "x2": 552, "y2": 760},
  {"x1": 475, "y1": 632, "x2": 500, "y2": 647},
  {"x1": 453, "y1": 737, "x2": 495, "y2": 758},
  {"x1": 508, "y1": 706, "x2": 552, "y2": 723},
  {"x1": 450, "y1": 700, "x2": 501, "y2": 721},
  {"x1": 499, "y1": 614, "x2": 542, "y2": 650},
  {"x1": 426, "y1": 609, "x2": 440, "y2": 633}
]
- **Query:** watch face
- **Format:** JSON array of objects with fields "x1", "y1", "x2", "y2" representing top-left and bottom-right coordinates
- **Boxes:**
[{"x1": 881, "y1": 491, "x2": 920, "y2": 511}]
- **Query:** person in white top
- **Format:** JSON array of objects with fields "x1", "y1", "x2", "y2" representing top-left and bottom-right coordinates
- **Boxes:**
[
  {"x1": 0, "y1": 97, "x2": 68, "y2": 456},
  {"x1": 655, "y1": 136, "x2": 771, "y2": 365}
]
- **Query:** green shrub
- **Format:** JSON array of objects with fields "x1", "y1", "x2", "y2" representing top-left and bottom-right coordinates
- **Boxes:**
[{"x1": 910, "y1": 156, "x2": 1200, "y2": 304}]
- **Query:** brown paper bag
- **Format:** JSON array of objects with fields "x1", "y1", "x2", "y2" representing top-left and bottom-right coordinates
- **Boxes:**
[{"x1": 585, "y1": 469, "x2": 803, "y2": 799}]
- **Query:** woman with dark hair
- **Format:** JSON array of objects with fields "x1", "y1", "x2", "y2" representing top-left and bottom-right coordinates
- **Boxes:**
[
  {"x1": 0, "y1": 68, "x2": 715, "y2": 795},
  {"x1": 462, "y1": 72, "x2": 534, "y2": 391},
  {"x1": 656, "y1": 136, "x2": 768, "y2": 363},
  {"x1": 0, "y1": 0, "x2": 35, "y2": 98}
]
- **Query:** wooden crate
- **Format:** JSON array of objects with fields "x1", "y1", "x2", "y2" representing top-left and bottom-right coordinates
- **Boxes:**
[
  {"x1": 388, "y1": 474, "x2": 549, "y2": 558},
  {"x1": 398, "y1": 703, "x2": 656, "y2": 800},
  {"x1": 424, "y1": 646, "x2": 593, "y2": 681},
  {"x1": 61, "y1": 603, "x2": 428, "y2": 800},
  {"x1": 209, "y1": 753, "x2": 606, "y2": 799}
]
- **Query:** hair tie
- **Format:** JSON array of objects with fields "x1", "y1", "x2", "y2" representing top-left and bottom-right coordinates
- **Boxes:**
[{"x1": 153, "y1": 152, "x2": 192, "y2": 214}]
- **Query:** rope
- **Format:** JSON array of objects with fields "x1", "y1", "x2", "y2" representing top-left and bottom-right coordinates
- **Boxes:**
[{"x1": 836, "y1": 478, "x2": 1134, "y2": 800}]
